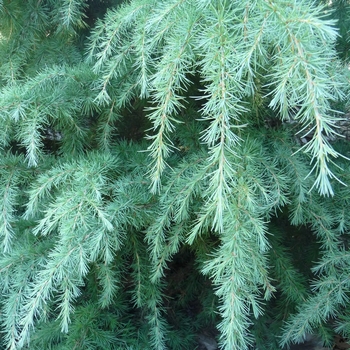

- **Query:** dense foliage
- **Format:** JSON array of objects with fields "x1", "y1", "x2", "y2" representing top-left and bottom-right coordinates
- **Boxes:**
[{"x1": 0, "y1": 0, "x2": 349, "y2": 349}]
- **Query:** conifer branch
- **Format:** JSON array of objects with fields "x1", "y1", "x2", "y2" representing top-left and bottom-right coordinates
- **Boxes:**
[
  {"x1": 269, "y1": 233, "x2": 308, "y2": 305},
  {"x1": 147, "y1": 154, "x2": 206, "y2": 280},
  {"x1": 146, "y1": 5, "x2": 198, "y2": 193},
  {"x1": 54, "y1": 0, "x2": 88, "y2": 33},
  {"x1": 17, "y1": 239, "x2": 90, "y2": 348},
  {"x1": 0, "y1": 155, "x2": 25, "y2": 252},
  {"x1": 265, "y1": 0, "x2": 343, "y2": 195},
  {"x1": 195, "y1": 2, "x2": 247, "y2": 233},
  {"x1": 95, "y1": 262, "x2": 120, "y2": 309}
]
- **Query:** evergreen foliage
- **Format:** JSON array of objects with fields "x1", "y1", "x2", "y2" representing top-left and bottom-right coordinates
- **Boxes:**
[{"x1": 0, "y1": 0, "x2": 349, "y2": 349}]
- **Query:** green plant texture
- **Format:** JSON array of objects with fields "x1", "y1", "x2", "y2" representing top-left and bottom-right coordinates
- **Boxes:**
[{"x1": 0, "y1": 0, "x2": 349, "y2": 349}]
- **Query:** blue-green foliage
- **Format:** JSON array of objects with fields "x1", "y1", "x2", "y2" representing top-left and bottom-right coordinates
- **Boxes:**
[{"x1": 0, "y1": 0, "x2": 349, "y2": 350}]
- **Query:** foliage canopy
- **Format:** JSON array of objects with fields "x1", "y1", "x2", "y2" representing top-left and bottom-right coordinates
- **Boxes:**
[{"x1": 0, "y1": 0, "x2": 349, "y2": 349}]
